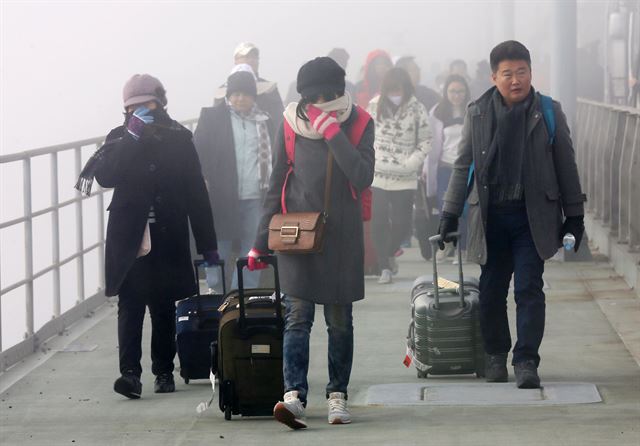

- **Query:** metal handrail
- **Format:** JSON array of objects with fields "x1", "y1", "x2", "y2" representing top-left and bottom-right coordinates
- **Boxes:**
[
  {"x1": 0, "y1": 117, "x2": 199, "y2": 371},
  {"x1": 576, "y1": 98, "x2": 640, "y2": 253}
]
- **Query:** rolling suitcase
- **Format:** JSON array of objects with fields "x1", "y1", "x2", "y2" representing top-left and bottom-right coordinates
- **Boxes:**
[
  {"x1": 175, "y1": 259, "x2": 226, "y2": 384},
  {"x1": 406, "y1": 233, "x2": 485, "y2": 378},
  {"x1": 217, "y1": 256, "x2": 284, "y2": 420}
]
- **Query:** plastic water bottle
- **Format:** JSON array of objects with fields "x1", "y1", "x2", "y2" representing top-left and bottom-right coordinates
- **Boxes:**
[{"x1": 563, "y1": 233, "x2": 576, "y2": 251}]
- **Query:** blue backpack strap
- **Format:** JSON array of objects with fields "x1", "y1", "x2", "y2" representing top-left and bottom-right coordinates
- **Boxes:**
[{"x1": 539, "y1": 94, "x2": 556, "y2": 145}]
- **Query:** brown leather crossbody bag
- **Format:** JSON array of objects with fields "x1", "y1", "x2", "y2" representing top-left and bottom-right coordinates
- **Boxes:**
[{"x1": 268, "y1": 152, "x2": 333, "y2": 254}]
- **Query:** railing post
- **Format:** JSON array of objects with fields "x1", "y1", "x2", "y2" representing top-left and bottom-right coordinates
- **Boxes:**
[
  {"x1": 50, "y1": 153, "x2": 61, "y2": 320},
  {"x1": 23, "y1": 158, "x2": 34, "y2": 340},
  {"x1": 95, "y1": 142, "x2": 106, "y2": 290},
  {"x1": 75, "y1": 147, "x2": 85, "y2": 305}
]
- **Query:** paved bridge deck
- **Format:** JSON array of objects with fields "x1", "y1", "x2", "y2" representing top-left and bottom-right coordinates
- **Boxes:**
[{"x1": 1, "y1": 245, "x2": 639, "y2": 445}]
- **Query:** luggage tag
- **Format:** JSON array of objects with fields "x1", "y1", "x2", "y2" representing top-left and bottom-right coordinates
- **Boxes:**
[{"x1": 403, "y1": 346, "x2": 413, "y2": 368}]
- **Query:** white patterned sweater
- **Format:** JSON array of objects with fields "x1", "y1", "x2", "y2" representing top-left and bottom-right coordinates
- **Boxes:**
[{"x1": 367, "y1": 95, "x2": 432, "y2": 191}]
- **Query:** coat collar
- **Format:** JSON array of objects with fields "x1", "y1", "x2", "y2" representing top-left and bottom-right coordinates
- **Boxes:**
[{"x1": 469, "y1": 86, "x2": 543, "y2": 138}]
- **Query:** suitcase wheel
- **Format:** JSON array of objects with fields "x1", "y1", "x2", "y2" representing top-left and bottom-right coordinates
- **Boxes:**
[
  {"x1": 224, "y1": 406, "x2": 232, "y2": 420},
  {"x1": 184, "y1": 378, "x2": 190, "y2": 384},
  {"x1": 476, "y1": 371, "x2": 485, "y2": 379},
  {"x1": 417, "y1": 370, "x2": 428, "y2": 379}
]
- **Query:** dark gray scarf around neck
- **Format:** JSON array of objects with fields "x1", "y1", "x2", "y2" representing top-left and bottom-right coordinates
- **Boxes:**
[{"x1": 485, "y1": 88, "x2": 533, "y2": 205}]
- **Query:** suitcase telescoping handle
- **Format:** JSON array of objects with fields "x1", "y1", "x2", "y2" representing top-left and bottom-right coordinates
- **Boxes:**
[
  {"x1": 193, "y1": 259, "x2": 227, "y2": 296},
  {"x1": 236, "y1": 255, "x2": 283, "y2": 327},
  {"x1": 428, "y1": 232, "x2": 464, "y2": 309}
]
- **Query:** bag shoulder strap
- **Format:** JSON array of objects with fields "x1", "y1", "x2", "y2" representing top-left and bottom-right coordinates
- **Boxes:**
[
  {"x1": 347, "y1": 106, "x2": 372, "y2": 200},
  {"x1": 539, "y1": 94, "x2": 556, "y2": 145},
  {"x1": 347, "y1": 106, "x2": 371, "y2": 145},
  {"x1": 283, "y1": 119, "x2": 296, "y2": 163}
]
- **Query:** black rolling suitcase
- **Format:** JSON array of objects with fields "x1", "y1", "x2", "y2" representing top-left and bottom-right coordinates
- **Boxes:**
[
  {"x1": 175, "y1": 259, "x2": 226, "y2": 384},
  {"x1": 405, "y1": 233, "x2": 485, "y2": 378},
  {"x1": 217, "y1": 256, "x2": 284, "y2": 420}
]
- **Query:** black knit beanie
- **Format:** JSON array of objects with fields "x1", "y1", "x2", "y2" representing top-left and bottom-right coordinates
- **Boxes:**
[
  {"x1": 296, "y1": 57, "x2": 346, "y2": 98},
  {"x1": 226, "y1": 71, "x2": 257, "y2": 98}
]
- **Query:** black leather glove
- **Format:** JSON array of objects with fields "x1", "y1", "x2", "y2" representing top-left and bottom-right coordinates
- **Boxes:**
[
  {"x1": 437, "y1": 211, "x2": 459, "y2": 250},
  {"x1": 561, "y1": 215, "x2": 585, "y2": 252}
]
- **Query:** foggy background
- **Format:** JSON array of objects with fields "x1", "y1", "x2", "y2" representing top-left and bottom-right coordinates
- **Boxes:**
[
  {"x1": 0, "y1": 0, "x2": 616, "y2": 350},
  {"x1": 1, "y1": 0, "x2": 608, "y2": 154}
]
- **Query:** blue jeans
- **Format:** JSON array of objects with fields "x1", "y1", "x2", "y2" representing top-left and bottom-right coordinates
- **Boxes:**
[
  {"x1": 283, "y1": 296, "x2": 353, "y2": 403},
  {"x1": 479, "y1": 206, "x2": 545, "y2": 366},
  {"x1": 206, "y1": 198, "x2": 262, "y2": 290}
]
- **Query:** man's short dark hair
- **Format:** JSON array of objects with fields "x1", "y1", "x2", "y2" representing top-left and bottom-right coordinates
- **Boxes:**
[{"x1": 490, "y1": 40, "x2": 531, "y2": 72}]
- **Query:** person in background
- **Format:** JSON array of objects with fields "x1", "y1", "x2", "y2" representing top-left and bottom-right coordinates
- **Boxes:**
[
  {"x1": 194, "y1": 71, "x2": 274, "y2": 290},
  {"x1": 355, "y1": 49, "x2": 393, "y2": 107},
  {"x1": 285, "y1": 48, "x2": 356, "y2": 104},
  {"x1": 470, "y1": 60, "x2": 493, "y2": 99},
  {"x1": 424, "y1": 74, "x2": 471, "y2": 263},
  {"x1": 438, "y1": 41, "x2": 586, "y2": 389},
  {"x1": 76, "y1": 74, "x2": 218, "y2": 399},
  {"x1": 368, "y1": 67, "x2": 432, "y2": 284},
  {"x1": 355, "y1": 49, "x2": 393, "y2": 276},
  {"x1": 396, "y1": 56, "x2": 441, "y2": 111},
  {"x1": 248, "y1": 57, "x2": 375, "y2": 429},
  {"x1": 214, "y1": 42, "x2": 284, "y2": 125},
  {"x1": 450, "y1": 58, "x2": 472, "y2": 84}
]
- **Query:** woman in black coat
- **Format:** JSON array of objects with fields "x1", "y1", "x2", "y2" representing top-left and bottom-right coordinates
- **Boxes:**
[
  {"x1": 77, "y1": 74, "x2": 218, "y2": 399},
  {"x1": 249, "y1": 58, "x2": 375, "y2": 429}
]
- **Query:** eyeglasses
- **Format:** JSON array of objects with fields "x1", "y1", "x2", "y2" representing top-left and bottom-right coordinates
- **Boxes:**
[{"x1": 448, "y1": 89, "x2": 467, "y2": 95}]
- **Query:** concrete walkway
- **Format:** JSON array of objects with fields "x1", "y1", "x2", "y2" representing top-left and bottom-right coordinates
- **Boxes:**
[{"x1": 1, "y1": 245, "x2": 639, "y2": 445}]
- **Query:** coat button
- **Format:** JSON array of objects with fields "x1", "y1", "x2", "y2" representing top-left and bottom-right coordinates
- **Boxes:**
[
  {"x1": 483, "y1": 185, "x2": 488, "y2": 190},
  {"x1": 155, "y1": 196, "x2": 162, "y2": 203},
  {"x1": 482, "y1": 150, "x2": 486, "y2": 155},
  {"x1": 149, "y1": 164, "x2": 156, "y2": 172}
]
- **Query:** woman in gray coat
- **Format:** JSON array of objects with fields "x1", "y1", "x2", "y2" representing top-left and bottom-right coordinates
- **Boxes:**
[{"x1": 249, "y1": 57, "x2": 375, "y2": 429}]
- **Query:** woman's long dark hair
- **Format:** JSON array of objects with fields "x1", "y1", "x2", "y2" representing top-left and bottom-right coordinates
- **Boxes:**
[
  {"x1": 433, "y1": 74, "x2": 470, "y2": 124},
  {"x1": 295, "y1": 90, "x2": 344, "y2": 121},
  {"x1": 376, "y1": 67, "x2": 415, "y2": 121}
]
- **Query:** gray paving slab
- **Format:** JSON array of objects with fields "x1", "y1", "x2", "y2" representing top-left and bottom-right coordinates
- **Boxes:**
[
  {"x1": 366, "y1": 382, "x2": 602, "y2": 406},
  {"x1": 1, "y1": 245, "x2": 639, "y2": 446}
]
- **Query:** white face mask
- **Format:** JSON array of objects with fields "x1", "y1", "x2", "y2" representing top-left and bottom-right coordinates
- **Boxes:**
[{"x1": 387, "y1": 95, "x2": 403, "y2": 106}]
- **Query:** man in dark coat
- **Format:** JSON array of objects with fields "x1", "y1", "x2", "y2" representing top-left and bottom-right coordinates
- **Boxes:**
[
  {"x1": 438, "y1": 41, "x2": 586, "y2": 389},
  {"x1": 82, "y1": 74, "x2": 218, "y2": 399},
  {"x1": 194, "y1": 71, "x2": 275, "y2": 289},
  {"x1": 249, "y1": 57, "x2": 375, "y2": 429}
]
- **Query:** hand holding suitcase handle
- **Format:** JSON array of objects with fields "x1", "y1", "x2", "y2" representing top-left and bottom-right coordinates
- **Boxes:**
[
  {"x1": 194, "y1": 259, "x2": 227, "y2": 296},
  {"x1": 428, "y1": 233, "x2": 464, "y2": 308},
  {"x1": 236, "y1": 256, "x2": 283, "y2": 327}
]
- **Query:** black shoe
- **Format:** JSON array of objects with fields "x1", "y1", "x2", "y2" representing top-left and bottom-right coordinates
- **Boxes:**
[
  {"x1": 485, "y1": 353, "x2": 508, "y2": 382},
  {"x1": 114, "y1": 373, "x2": 142, "y2": 399},
  {"x1": 514, "y1": 360, "x2": 541, "y2": 389},
  {"x1": 154, "y1": 372, "x2": 175, "y2": 393}
]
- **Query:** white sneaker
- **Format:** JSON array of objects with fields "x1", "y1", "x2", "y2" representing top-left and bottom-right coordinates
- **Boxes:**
[
  {"x1": 378, "y1": 269, "x2": 393, "y2": 284},
  {"x1": 327, "y1": 392, "x2": 351, "y2": 424},
  {"x1": 273, "y1": 390, "x2": 307, "y2": 430}
]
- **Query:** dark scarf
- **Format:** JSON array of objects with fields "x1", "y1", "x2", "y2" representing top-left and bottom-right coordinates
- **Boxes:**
[
  {"x1": 75, "y1": 109, "x2": 181, "y2": 196},
  {"x1": 484, "y1": 88, "x2": 534, "y2": 205}
]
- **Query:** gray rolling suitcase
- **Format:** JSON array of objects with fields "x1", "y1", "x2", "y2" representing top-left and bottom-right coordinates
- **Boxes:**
[{"x1": 406, "y1": 233, "x2": 485, "y2": 378}]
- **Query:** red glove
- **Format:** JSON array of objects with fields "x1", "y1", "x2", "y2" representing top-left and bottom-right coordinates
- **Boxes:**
[
  {"x1": 247, "y1": 248, "x2": 269, "y2": 271},
  {"x1": 306, "y1": 105, "x2": 341, "y2": 140}
]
